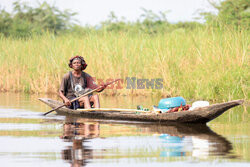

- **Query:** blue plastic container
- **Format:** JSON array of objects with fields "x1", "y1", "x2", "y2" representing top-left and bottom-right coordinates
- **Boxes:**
[{"x1": 158, "y1": 97, "x2": 186, "y2": 109}]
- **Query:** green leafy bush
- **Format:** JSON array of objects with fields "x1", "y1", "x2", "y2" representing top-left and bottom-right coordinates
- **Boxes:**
[
  {"x1": 0, "y1": 1, "x2": 76, "y2": 37},
  {"x1": 202, "y1": 0, "x2": 249, "y2": 28}
]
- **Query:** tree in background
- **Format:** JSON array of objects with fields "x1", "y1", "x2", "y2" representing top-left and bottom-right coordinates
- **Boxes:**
[
  {"x1": 100, "y1": 8, "x2": 202, "y2": 34},
  {"x1": 0, "y1": 8, "x2": 12, "y2": 36},
  {"x1": 0, "y1": 1, "x2": 76, "y2": 37},
  {"x1": 0, "y1": 0, "x2": 248, "y2": 37},
  {"x1": 202, "y1": 0, "x2": 249, "y2": 28}
]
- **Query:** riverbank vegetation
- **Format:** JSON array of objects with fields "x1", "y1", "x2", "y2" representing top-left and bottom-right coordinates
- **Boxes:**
[{"x1": 0, "y1": 0, "x2": 249, "y2": 101}]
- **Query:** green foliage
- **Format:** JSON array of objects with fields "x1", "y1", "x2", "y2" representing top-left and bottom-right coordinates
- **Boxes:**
[
  {"x1": 202, "y1": 0, "x2": 250, "y2": 28},
  {"x1": 101, "y1": 11, "x2": 132, "y2": 32},
  {"x1": 138, "y1": 8, "x2": 170, "y2": 33},
  {"x1": 0, "y1": 9, "x2": 12, "y2": 36},
  {"x1": 0, "y1": 0, "x2": 248, "y2": 37},
  {"x1": 99, "y1": 9, "x2": 203, "y2": 34},
  {"x1": 0, "y1": 1, "x2": 76, "y2": 37},
  {"x1": 217, "y1": 0, "x2": 250, "y2": 27}
]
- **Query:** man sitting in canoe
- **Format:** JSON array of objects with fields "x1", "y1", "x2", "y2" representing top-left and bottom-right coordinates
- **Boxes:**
[{"x1": 59, "y1": 55, "x2": 106, "y2": 109}]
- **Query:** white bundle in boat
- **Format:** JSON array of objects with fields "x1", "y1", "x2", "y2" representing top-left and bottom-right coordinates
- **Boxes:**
[{"x1": 189, "y1": 101, "x2": 209, "y2": 110}]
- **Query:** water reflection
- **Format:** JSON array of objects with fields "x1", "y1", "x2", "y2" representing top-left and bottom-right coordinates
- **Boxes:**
[
  {"x1": 59, "y1": 117, "x2": 235, "y2": 166},
  {"x1": 61, "y1": 118, "x2": 100, "y2": 166},
  {"x1": 140, "y1": 123, "x2": 234, "y2": 159}
]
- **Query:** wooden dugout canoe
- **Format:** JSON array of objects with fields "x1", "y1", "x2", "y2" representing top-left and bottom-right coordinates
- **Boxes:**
[{"x1": 39, "y1": 98, "x2": 244, "y2": 124}]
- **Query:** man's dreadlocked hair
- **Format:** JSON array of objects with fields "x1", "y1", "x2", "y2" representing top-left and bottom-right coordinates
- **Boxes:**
[{"x1": 68, "y1": 55, "x2": 87, "y2": 70}]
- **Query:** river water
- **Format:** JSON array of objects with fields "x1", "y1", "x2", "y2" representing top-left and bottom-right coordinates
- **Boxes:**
[{"x1": 0, "y1": 93, "x2": 249, "y2": 167}]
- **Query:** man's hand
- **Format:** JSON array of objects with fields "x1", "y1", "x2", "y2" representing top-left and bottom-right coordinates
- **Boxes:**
[{"x1": 64, "y1": 98, "x2": 71, "y2": 106}]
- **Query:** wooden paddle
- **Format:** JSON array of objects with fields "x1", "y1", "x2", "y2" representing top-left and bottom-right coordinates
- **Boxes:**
[{"x1": 43, "y1": 79, "x2": 121, "y2": 116}]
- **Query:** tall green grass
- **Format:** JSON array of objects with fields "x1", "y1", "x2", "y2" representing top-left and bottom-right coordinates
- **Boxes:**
[{"x1": 0, "y1": 27, "x2": 249, "y2": 101}]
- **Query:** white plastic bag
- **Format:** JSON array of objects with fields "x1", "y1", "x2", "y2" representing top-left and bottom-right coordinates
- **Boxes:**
[{"x1": 189, "y1": 101, "x2": 209, "y2": 110}]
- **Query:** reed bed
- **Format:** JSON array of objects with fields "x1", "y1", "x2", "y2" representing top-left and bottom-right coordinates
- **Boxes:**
[{"x1": 0, "y1": 27, "x2": 249, "y2": 101}]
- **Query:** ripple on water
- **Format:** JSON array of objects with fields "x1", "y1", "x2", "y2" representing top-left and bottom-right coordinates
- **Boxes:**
[
  {"x1": 0, "y1": 108, "x2": 65, "y2": 120},
  {"x1": 0, "y1": 123, "x2": 62, "y2": 131}
]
